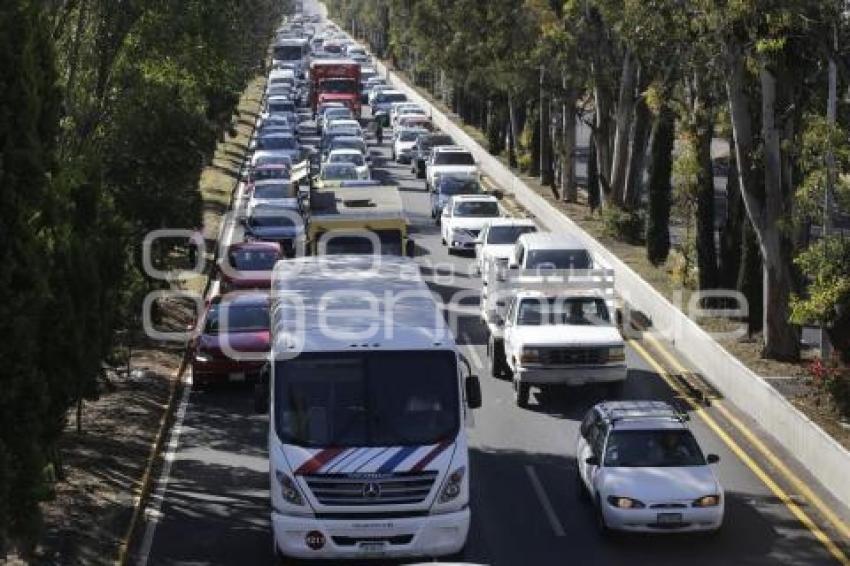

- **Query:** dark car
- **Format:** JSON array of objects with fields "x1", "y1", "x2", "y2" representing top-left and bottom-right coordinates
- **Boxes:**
[
  {"x1": 411, "y1": 133, "x2": 454, "y2": 178},
  {"x1": 243, "y1": 203, "x2": 305, "y2": 257},
  {"x1": 190, "y1": 291, "x2": 271, "y2": 386},
  {"x1": 218, "y1": 241, "x2": 282, "y2": 293}
]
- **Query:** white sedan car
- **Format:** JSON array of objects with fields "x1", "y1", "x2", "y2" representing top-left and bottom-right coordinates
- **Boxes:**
[
  {"x1": 246, "y1": 179, "x2": 300, "y2": 218},
  {"x1": 392, "y1": 127, "x2": 429, "y2": 163},
  {"x1": 325, "y1": 149, "x2": 370, "y2": 179},
  {"x1": 576, "y1": 401, "x2": 724, "y2": 534},
  {"x1": 441, "y1": 195, "x2": 502, "y2": 253}
]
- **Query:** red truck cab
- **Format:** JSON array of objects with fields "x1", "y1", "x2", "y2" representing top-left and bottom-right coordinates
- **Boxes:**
[{"x1": 310, "y1": 59, "x2": 362, "y2": 117}]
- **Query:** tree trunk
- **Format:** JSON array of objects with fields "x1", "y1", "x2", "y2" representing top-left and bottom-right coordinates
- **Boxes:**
[
  {"x1": 695, "y1": 115, "x2": 719, "y2": 290},
  {"x1": 592, "y1": 69, "x2": 613, "y2": 204},
  {"x1": 540, "y1": 72, "x2": 553, "y2": 186},
  {"x1": 719, "y1": 138, "x2": 743, "y2": 289},
  {"x1": 624, "y1": 67, "x2": 651, "y2": 210},
  {"x1": 587, "y1": 131, "x2": 600, "y2": 212},
  {"x1": 508, "y1": 92, "x2": 519, "y2": 168},
  {"x1": 725, "y1": 39, "x2": 799, "y2": 359},
  {"x1": 610, "y1": 49, "x2": 637, "y2": 206},
  {"x1": 758, "y1": 63, "x2": 800, "y2": 360},
  {"x1": 646, "y1": 107, "x2": 674, "y2": 266},
  {"x1": 561, "y1": 86, "x2": 578, "y2": 202},
  {"x1": 529, "y1": 106, "x2": 541, "y2": 176},
  {"x1": 738, "y1": 217, "x2": 763, "y2": 335}
]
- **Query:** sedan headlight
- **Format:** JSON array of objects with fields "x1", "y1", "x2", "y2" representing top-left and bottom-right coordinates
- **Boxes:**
[
  {"x1": 607, "y1": 496, "x2": 646, "y2": 509},
  {"x1": 608, "y1": 346, "x2": 626, "y2": 362},
  {"x1": 520, "y1": 348, "x2": 540, "y2": 364},
  {"x1": 438, "y1": 467, "x2": 466, "y2": 503},
  {"x1": 194, "y1": 352, "x2": 213, "y2": 363},
  {"x1": 692, "y1": 495, "x2": 721, "y2": 507},
  {"x1": 276, "y1": 470, "x2": 304, "y2": 506}
]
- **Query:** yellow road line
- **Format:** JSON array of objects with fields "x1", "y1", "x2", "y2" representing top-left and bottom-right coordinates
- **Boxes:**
[
  {"x1": 629, "y1": 338, "x2": 849, "y2": 565},
  {"x1": 643, "y1": 332, "x2": 850, "y2": 542}
]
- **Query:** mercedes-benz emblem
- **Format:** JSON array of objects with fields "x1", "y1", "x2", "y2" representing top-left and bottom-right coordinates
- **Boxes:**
[{"x1": 362, "y1": 482, "x2": 381, "y2": 499}]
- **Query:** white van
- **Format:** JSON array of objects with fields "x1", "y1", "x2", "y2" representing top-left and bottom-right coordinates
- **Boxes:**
[{"x1": 258, "y1": 255, "x2": 481, "y2": 561}]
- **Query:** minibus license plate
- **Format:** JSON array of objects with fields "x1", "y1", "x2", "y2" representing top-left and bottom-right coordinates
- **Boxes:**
[{"x1": 358, "y1": 541, "x2": 387, "y2": 555}]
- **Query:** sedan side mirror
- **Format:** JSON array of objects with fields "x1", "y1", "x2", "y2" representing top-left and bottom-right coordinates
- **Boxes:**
[
  {"x1": 465, "y1": 375, "x2": 482, "y2": 409},
  {"x1": 585, "y1": 456, "x2": 600, "y2": 466},
  {"x1": 706, "y1": 454, "x2": 720, "y2": 464}
]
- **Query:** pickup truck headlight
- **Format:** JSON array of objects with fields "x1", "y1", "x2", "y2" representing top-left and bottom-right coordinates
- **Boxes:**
[
  {"x1": 608, "y1": 346, "x2": 626, "y2": 362},
  {"x1": 275, "y1": 470, "x2": 304, "y2": 506},
  {"x1": 520, "y1": 348, "x2": 540, "y2": 364},
  {"x1": 438, "y1": 467, "x2": 465, "y2": 503}
]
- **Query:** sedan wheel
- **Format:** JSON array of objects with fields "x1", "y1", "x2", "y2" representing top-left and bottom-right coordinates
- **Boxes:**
[{"x1": 513, "y1": 378, "x2": 530, "y2": 408}]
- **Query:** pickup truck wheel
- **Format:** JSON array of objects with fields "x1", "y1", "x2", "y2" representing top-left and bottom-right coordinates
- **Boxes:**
[
  {"x1": 489, "y1": 338, "x2": 507, "y2": 378},
  {"x1": 513, "y1": 378, "x2": 530, "y2": 408}
]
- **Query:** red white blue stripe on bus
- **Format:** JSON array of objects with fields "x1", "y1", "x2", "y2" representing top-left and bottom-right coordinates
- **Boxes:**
[{"x1": 294, "y1": 441, "x2": 453, "y2": 476}]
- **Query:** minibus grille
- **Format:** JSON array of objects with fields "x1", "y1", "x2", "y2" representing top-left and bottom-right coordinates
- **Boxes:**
[{"x1": 304, "y1": 471, "x2": 438, "y2": 506}]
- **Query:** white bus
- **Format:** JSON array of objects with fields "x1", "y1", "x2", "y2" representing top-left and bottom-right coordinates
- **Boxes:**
[
  {"x1": 258, "y1": 255, "x2": 481, "y2": 561},
  {"x1": 273, "y1": 38, "x2": 310, "y2": 77}
]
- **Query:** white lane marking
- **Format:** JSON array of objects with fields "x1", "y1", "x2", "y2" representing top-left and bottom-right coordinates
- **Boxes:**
[
  {"x1": 137, "y1": 378, "x2": 192, "y2": 566},
  {"x1": 136, "y1": 115, "x2": 257, "y2": 564},
  {"x1": 525, "y1": 465, "x2": 566, "y2": 537}
]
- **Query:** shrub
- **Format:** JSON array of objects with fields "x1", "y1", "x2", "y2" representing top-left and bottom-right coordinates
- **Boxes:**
[
  {"x1": 601, "y1": 207, "x2": 645, "y2": 245},
  {"x1": 809, "y1": 357, "x2": 850, "y2": 418}
]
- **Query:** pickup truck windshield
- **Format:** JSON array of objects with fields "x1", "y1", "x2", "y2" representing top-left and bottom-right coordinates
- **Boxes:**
[
  {"x1": 487, "y1": 225, "x2": 536, "y2": 244},
  {"x1": 435, "y1": 153, "x2": 475, "y2": 166},
  {"x1": 275, "y1": 351, "x2": 459, "y2": 447},
  {"x1": 455, "y1": 201, "x2": 499, "y2": 217},
  {"x1": 438, "y1": 178, "x2": 480, "y2": 196},
  {"x1": 603, "y1": 430, "x2": 706, "y2": 468},
  {"x1": 517, "y1": 297, "x2": 611, "y2": 326},
  {"x1": 526, "y1": 249, "x2": 591, "y2": 270}
]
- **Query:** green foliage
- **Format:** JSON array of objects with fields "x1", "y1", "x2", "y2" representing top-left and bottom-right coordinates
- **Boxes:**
[
  {"x1": 791, "y1": 237, "x2": 850, "y2": 325},
  {"x1": 601, "y1": 207, "x2": 645, "y2": 244},
  {"x1": 0, "y1": 0, "x2": 286, "y2": 553}
]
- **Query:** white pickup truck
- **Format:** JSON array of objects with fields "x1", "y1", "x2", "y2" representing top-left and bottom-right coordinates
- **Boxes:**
[
  {"x1": 482, "y1": 233, "x2": 626, "y2": 407},
  {"x1": 425, "y1": 146, "x2": 478, "y2": 191}
]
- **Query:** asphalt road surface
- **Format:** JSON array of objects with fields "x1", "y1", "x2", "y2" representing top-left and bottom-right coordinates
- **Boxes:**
[{"x1": 134, "y1": 9, "x2": 850, "y2": 564}]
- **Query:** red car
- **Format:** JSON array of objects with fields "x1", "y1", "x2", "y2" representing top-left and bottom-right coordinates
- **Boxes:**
[
  {"x1": 218, "y1": 241, "x2": 282, "y2": 293},
  {"x1": 190, "y1": 291, "x2": 271, "y2": 386}
]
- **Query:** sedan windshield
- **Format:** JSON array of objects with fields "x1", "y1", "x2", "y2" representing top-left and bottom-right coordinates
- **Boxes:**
[
  {"x1": 329, "y1": 153, "x2": 365, "y2": 166},
  {"x1": 253, "y1": 183, "x2": 296, "y2": 199},
  {"x1": 603, "y1": 430, "x2": 706, "y2": 468},
  {"x1": 321, "y1": 164, "x2": 359, "y2": 180},
  {"x1": 229, "y1": 249, "x2": 280, "y2": 271},
  {"x1": 258, "y1": 136, "x2": 297, "y2": 150},
  {"x1": 487, "y1": 225, "x2": 536, "y2": 245},
  {"x1": 516, "y1": 297, "x2": 611, "y2": 326},
  {"x1": 398, "y1": 129, "x2": 424, "y2": 142},
  {"x1": 204, "y1": 304, "x2": 269, "y2": 334},
  {"x1": 275, "y1": 351, "x2": 459, "y2": 447},
  {"x1": 455, "y1": 201, "x2": 499, "y2": 217},
  {"x1": 253, "y1": 169, "x2": 288, "y2": 181}
]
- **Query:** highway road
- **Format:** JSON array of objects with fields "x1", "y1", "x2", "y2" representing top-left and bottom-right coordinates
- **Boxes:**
[
  {"x1": 136, "y1": 125, "x2": 850, "y2": 566},
  {"x1": 133, "y1": 9, "x2": 850, "y2": 565}
]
